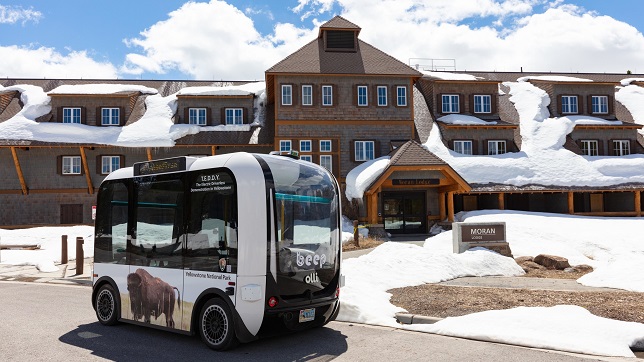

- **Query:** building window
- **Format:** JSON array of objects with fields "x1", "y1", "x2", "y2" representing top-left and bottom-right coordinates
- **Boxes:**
[
  {"x1": 101, "y1": 156, "x2": 121, "y2": 174},
  {"x1": 300, "y1": 140, "x2": 312, "y2": 152},
  {"x1": 488, "y1": 140, "x2": 507, "y2": 155},
  {"x1": 355, "y1": 141, "x2": 375, "y2": 161},
  {"x1": 396, "y1": 86, "x2": 407, "y2": 106},
  {"x1": 281, "y1": 84, "x2": 292, "y2": 106},
  {"x1": 322, "y1": 85, "x2": 333, "y2": 106},
  {"x1": 454, "y1": 140, "x2": 473, "y2": 155},
  {"x1": 581, "y1": 140, "x2": 598, "y2": 156},
  {"x1": 300, "y1": 155, "x2": 312, "y2": 162},
  {"x1": 225, "y1": 108, "x2": 243, "y2": 125},
  {"x1": 62, "y1": 156, "x2": 81, "y2": 174},
  {"x1": 320, "y1": 155, "x2": 332, "y2": 170},
  {"x1": 320, "y1": 140, "x2": 332, "y2": 152},
  {"x1": 613, "y1": 140, "x2": 630, "y2": 156},
  {"x1": 377, "y1": 86, "x2": 387, "y2": 106},
  {"x1": 474, "y1": 95, "x2": 491, "y2": 114},
  {"x1": 101, "y1": 108, "x2": 120, "y2": 126},
  {"x1": 592, "y1": 96, "x2": 608, "y2": 114},
  {"x1": 280, "y1": 140, "x2": 291, "y2": 152},
  {"x1": 357, "y1": 86, "x2": 368, "y2": 106},
  {"x1": 302, "y1": 85, "x2": 312, "y2": 106},
  {"x1": 442, "y1": 95, "x2": 459, "y2": 113},
  {"x1": 561, "y1": 95, "x2": 578, "y2": 114},
  {"x1": 63, "y1": 107, "x2": 81, "y2": 124},
  {"x1": 188, "y1": 108, "x2": 207, "y2": 125}
]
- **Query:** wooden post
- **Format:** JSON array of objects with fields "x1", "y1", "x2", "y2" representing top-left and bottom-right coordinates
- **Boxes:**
[
  {"x1": 635, "y1": 190, "x2": 641, "y2": 217},
  {"x1": 61, "y1": 235, "x2": 68, "y2": 264},
  {"x1": 567, "y1": 192, "x2": 574, "y2": 214},
  {"x1": 79, "y1": 147, "x2": 94, "y2": 194},
  {"x1": 438, "y1": 192, "x2": 446, "y2": 221},
  {"x1": 75, "y1": 237, "x2": 84, "y2": 275},
  {"x1": 10, "y1": 147, "x2": 28, "y2": 195},
  {"x1": 368, "y1": 193, "x2": 379, "y2": 225},
  {"x1": 146, "y1": 148, "x2": 153, "y2": 161},
  {"x1": 498, "y1": 193, "x2": 505, "y2": 210},
  {"x1": 353, "y1": 220, "x2": 360, "y2": 247},
  {"x1": 447, "y1": 192, "x2": 455, "y2": 222}
]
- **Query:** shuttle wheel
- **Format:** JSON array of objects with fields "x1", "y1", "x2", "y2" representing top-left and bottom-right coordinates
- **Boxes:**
[
  {"x1": 199, "y1": 298, "x2": 238, "y2": 351},
  {"x1": 95, "y1": 284, "x2": 119, "y2": 326}
]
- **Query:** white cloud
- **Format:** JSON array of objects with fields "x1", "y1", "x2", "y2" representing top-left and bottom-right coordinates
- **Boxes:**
[
  {"x1": 121, "y1": 0, "x2": 316, "y2": 80},
  {"x1": 0, "y1": 5, "x2": 42, "y2": 25},
  {"x1": 0, "y1": 45, "x2": 118, "y2": 78}
]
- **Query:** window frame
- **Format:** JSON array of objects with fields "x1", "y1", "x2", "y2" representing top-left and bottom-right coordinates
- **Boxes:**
[
  {"x1": 63, "y1": 107, "x2": 82, "y2": 124},
  {"x1": 487, "y1": 140, "x2": 507, "y2": 155},
  {"x1": 188, "y1": 107, "x2": 207, "y2": 125},
  {"x1": 319, "y1": 155, "x2": 332, "y2": 171},
  {"x1": 396, "y1": 86, "x2": 407, "y2": 107},
  {"x1": 322, "y1": 85, "x2": 333, "y2": 106},
  {"x1": 442, "y1": 94, "x2": 460, "y2": 113},
  {"x1": 62, "y1": 156, "x2": 82, "y2": 175},
  {"x1": 613, "y1": 140, "x2": 631, "y2": 156},
  {"x1": 281, "y1": 84, "x2": 293, "y2": 106},
  {"x1": 581, "y1": 140, "x2": 599, "y2": 156},
  {"x1": 357, "y1": 85, "x2": 368, "y2": 107},
  {"x1": 354, "y1": 140, "x2": 375, "y2": 161},
  {"x1": 453, "y1": 140, "x2": 473, "y2": 155},
  {"x1": 377, "y1": 86, "x2": 388, "y2": 107},
  {"x1": 301, "y1": 85, "x2": 313, "y2": 106},
  {"x1": 591, "y1": 95, "x2": 609, "y2": 115},
  {"x1": 101, "y1": 107, "x2": 120, "y2": 126},
  {"x1": 299, "y1": 140, "x2": 312, "y2": 152},
  {"x1": 319, "y1": 140, "x2": 332, "y2": 152},
  {"x1": 101, "y1": 155, "x2": 121, "y2": 175},
  {"x1": 280, "y1": 140, "x2": 292, "y2": 152},
  {"x1": 300, "y1": 155, "x2": 312, "y2": 162},
  {"x1": 561, "y1": 95, "x2": 579, "y2": 114},
  {"x1": 473, "y1": 95, "x2": 492, "y2": 114},
  {"x1": 225, "y1": 108, "x2": 244, "y2": 125}
]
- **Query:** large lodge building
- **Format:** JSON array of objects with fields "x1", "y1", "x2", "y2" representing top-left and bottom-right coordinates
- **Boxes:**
[{"x1": 1, "y1": 16, "x2": 644, "y2": 234}]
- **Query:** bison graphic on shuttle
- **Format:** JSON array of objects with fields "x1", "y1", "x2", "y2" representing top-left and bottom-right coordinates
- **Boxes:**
[{"x1": 126, "y1": 268, "x2": 181, "y2": 328}]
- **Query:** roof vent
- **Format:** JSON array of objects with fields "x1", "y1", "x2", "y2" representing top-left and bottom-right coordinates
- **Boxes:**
[{"x1": 325, "y1": 30, "x2": 356, "y2": 51}]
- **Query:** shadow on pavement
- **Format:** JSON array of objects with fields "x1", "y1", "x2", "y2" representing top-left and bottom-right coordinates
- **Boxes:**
[{"x1": 59, "y1": 321, "x2": 348, "y2": 361}]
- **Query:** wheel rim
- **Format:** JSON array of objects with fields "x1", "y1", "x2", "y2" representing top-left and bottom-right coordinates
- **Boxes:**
[
  {"x1": 201, "y1": 304, "x2": 228, "y2": 346},
  {"x1": 97, "y1": 289, "x2": 115, "y2": 322}
]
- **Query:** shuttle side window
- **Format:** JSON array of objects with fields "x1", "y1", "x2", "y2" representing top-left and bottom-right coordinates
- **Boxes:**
[{"x1": 94, "y1": 181, "x2": 128, "y2": 264}]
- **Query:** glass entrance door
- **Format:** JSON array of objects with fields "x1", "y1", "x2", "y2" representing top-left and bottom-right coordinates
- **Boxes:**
[{"x1": 382, "y1": 192, "x2": 426, "y2": 234}]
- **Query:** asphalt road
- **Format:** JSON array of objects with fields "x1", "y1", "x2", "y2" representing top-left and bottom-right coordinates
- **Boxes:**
[{"x1": 0, "y1": 281, "x2": 634, "y2": 362}]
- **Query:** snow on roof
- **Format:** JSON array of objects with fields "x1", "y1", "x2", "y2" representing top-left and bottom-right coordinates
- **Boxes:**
[
  {"x1": 438, "y1": 114, "x2": 497, "y2": 125},
  {"x1": 177, "y1": 81, "x2": 265, "y2": 96},
  {"x1": 345, "y1": 156, "x2": 390, "y2": 200},
  {"x1": 421, "y1": 71, "x2": 484, "y2": 81},
  {"x1": 620, "y1": 78, "x2": 644, "y2": 86},
  {"x1": 517, "y1": 75, "x2": 593, "y2": 83},
  {"x1": 616, "y1": 85, "x2": 644, "y2": 127},
  {"x1": 49, "y1": 83, "x2": 158, "y2": 95}
]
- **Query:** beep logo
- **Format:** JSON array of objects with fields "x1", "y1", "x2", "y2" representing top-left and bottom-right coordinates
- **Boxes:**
[{"x1": 296, "y1": 252, "x2": 327, "y2": 268}]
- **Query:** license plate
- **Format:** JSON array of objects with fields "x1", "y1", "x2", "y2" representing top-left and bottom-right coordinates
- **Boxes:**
[{"x1": 299, "y1": 308, "x2": 315, "y2": 323}]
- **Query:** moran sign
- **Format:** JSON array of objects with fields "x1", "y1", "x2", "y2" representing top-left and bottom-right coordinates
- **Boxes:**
[{"x1": 453, "y1": 222, "x2": 508, "y2": 254}]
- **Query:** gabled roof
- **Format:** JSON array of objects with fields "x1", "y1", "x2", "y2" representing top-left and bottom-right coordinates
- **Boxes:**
[
  {"x1": 389, "y1": 140, "x2": 447, "y2": 166},
  {"x1": 318, "y1": 16, "x2": 361, "y2": 37},
  {"x1": 266, "y1": 38, "x2": 421, "y2": 76}
]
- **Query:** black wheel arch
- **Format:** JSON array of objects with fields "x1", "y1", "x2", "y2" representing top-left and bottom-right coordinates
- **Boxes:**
[
  {"x1": 92, "y1": 276, "x2": 121, "y2": 318},
  {"x1": 191, "y1": 288, "x2": 257, "y2": 344}
]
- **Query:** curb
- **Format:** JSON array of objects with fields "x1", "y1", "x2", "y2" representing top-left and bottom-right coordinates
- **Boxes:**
[{"x1": 396, "y1": 313, "x2": 443, "y2": 325}]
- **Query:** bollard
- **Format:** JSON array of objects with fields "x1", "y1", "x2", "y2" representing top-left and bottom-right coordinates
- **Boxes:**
[
  {"x1": 61, "y1": 235, "x2": 68, "y2": 264},
  {"x1": 76, "y1": 237, "x2": 84, "y2": 275},
  {"x1": 353, "y1": 220, "x2": 360, "y2": 247}
]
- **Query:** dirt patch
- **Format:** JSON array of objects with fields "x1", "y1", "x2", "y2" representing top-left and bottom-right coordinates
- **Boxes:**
[{"x1": 342, "y1": 237, "x2": 384, "y2": 252}]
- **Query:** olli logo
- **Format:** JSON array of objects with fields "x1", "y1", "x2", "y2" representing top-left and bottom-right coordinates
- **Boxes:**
[{"x1": 304, "y1": 272, "x2": 320, "y2": 284}]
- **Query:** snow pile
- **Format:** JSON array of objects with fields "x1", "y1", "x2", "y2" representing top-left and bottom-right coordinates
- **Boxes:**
[
  {"x1": 344, "y1": 156, "x2": 390, "y2": 200},
  {"x1": 517, "y1": 75, "x2": 593, "y2": 83},
  {"x1": 438, "y1": 114, "x2": 497, "y2": 125},
  {"x1": 616, "y1": 84, "x2": 644, "y2": 127},
  {"x1": 620, "y1": 78, "x2": 644, "y2": 86},
  {"x1": 49, "y1": 84, "x2": 158, "y2": 95},
  {"x1": 420, "y1": 71, "x2": 483, "y2": 81}
]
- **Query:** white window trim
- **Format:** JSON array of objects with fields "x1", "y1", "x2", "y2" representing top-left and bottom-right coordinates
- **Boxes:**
[
  {"x1": 63, "y1": 107, "x2": 81, "y2": 124},
  {"x1": 357, "y1": 85, "x2": 368, "y2": 107},
  {"x1": 62, "y1": 156, "x2": 82, "y2": 175},
  {"x1": 396, "y1": 86, "x2": 407, "y2": 107},
  {"x1": 101, "y1": 155, "x2": 121, "y2": 174},
  {"x1": 581, "y1": 140, "x2": 599, "y2": 156},
  {"x1": 281, "y1": 84, "x2": 292, "y2": 106},
  {"x1": 299, "y1": 140, "x2": 312, "y2": 152},
  {"x1": 322, "y1": 85, "x2": 333, "y2": 106},
  {"x1": 188, "y1": 107, "x2": 207, "y2": 125},
  {"x1": 473, "y1": 95, "x2": 492, "y2": 114},
  {"x1": 101, "y1": 107, "x2": 120, "y2": 126},
  {"x1": 561, "y1": 95, "x2": 579, "y2": 114},
  {"x1": 320, "y1": 155, "x2": 332, "y2": 170},
  {"x1": 354, "y1": 141, "x2": 375, "y2": 161},
  {"x1": 280, "y1": 140, "x2": 292, "y2": 152},
  {"x1": 454, "y1": 140, "x2": 473, "y2": 155},
  {"x1": 592, "y1": 95, "x2": 609, "y2": 114},
  {"x1": 300, "y1": 155, "x2": 312, "y2": 162},
  {"x1": 487, "y1": 140, "x2": 507, "y2": 155},
  {"x1": 302, "y1": 85, "x2": 313, "y2": 106},
  {"x1": 319, "y1": 140, "x2": 332, "y2": 152},
  {"x1": 613, "y1": 140, "x2": 630, "y2": 156},
  {"x1": 442, "y1": 94, "x2": 459, "y2": 113},
  {"x1": 377, "y1": 86, "x2": 388, "y2": 106},
  {"x1": 225, "y1": 108, "x2": 243, "y2": 125}
]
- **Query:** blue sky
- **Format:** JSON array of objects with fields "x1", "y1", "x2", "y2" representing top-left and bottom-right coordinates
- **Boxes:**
[{"x1": 1, "y1": 1, "x2": 644, "y2": 80}]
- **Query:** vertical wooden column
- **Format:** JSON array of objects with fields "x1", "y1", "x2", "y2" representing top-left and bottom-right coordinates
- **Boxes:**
[
  {"x1": 635, "y1": 190, "x2": 641, "y2": 217},
  {"x1": 497, "y1": 193, "x2": 505, "y2": 210},
  {"x1": 438, "y1": 192, "x2": 446, "y2": 221},
  {"x1": 10, "y1": 147, "x2": 28, "y2": 195},
  {"x1": 567, "y1": 192, "x2": 574, "y2": 214},
  {"x1": 79, "y1": 147, "x2": 94, "y2": 194},
  {"x1": 211, "y1": 146, "x2": 216, "y2": 156},
  {"x1": 146, "y1": 148, "x2": 153, "y2": 161},
  {"x1": 368, "y1": 192, "x2": 379, "y2": 225},
  {"x1": 447, "y1": 192, "x2": 455, "y2": 222}
]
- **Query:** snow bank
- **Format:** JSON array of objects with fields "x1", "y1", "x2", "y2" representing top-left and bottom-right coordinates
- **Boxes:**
[{"x1": 438, "y1": 114, "x2": 497, "y2": 125}]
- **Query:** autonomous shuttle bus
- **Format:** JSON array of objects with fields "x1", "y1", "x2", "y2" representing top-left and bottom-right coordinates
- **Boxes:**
[{"x1": 91, "y1": 152, "x2": 342, "y2": 350}]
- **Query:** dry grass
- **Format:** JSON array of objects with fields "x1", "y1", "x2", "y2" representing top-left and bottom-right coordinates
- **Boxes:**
[{"x1": 342, "y1": 236, "x2": 384, "y2": 252}]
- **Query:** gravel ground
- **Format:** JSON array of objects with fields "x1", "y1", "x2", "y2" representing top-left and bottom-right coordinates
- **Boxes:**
[{"x1": 389, "y1": 267, "x2": 644, "y2": 323}]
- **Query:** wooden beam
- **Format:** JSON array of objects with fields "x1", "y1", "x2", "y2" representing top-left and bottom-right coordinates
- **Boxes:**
[
  {"x1": 146, "y1": 148, "x2": 153, "y2": 161},
  {"x1": 439, "y1": 192, "x2": 446, "y2": 221},
  {"x1": 79, "y1": 147, "x2": 94, "y2": 194},
  {"x1": 567, "y1": 192, "x2": 574, "y2": 214},
  {"x1": 498, "y1": 193, "x2": 505, "y2": 210},
  {"x1": 211, "y1": 146, "x2": 216, "y2": 156},
  {"x1": 10, "y1": 147, "x2": 28, "y2": 195},
  {"x1": 368, "y1": 192, "x2": 379, "y2": 225},
  {"x1": 438, "y1": 183, "x2": 464, "y2": 193},
  {"x1": 447, "y1": 192, "x2": 455, "y2": 222},
  {"x1": 635, "y1": 190, "x2": 641, "y2": 217}
]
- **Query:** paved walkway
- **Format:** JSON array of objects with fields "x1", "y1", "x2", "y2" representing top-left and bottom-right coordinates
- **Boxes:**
[{"x1": 0, "y1": 258, "x2": 92, "y2": 286}]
